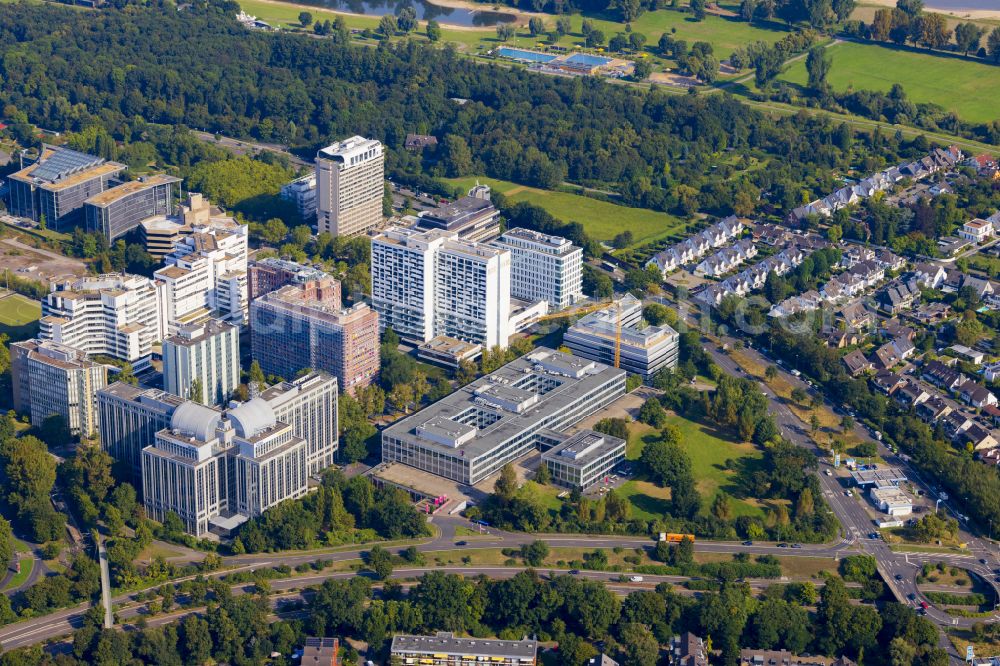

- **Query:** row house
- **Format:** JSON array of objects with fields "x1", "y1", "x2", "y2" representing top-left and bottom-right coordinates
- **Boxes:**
[
  {"x1": 923, "y1": 360, "x2": 966, "y2": 392},
  {"x1": 837, "y1": 300, "x2": 875, "y2": 331},
  {"x1": 821, "y1": 261, "x2": 885, "y2": 303},
  {"x1": 894, "y1": 380, "x2": 930, "y2": 408},
  {"x1": 871, "y1": 370, "x2": 906, "y2": 396},
  {"x1": 958, "y1": 380, "x2": 998, "y2": 409},
  {"x1": 875, "y1": 249, "x2": 906, "y2": 272},
  {"x1": 694, "y1": 240, "x2": 757, "y2": 277},
  {"x1": 752, "y1": 223, "x2": 789, "y2": 246},
  {"x1": 697, "y1": 242, "x2": 822, "y2": 307},
  {"x1": 842, "y1": 350, "x2": 874, "y2": 377},
  {"x1": 841, "y1": 245, "x2": 875, "y2": 269},
  {"x1": 647, "y1": 216, "x2": 744, "y2": 277},
  {"x1": 769, "y1": 290, "x2": 824, "y2": 318},
  {"x1": 874, "y1": 336, "x2": 915, "y2": 369},
  {"x1": 916, "y1": 394, "x2": 953, "y2": 422}
]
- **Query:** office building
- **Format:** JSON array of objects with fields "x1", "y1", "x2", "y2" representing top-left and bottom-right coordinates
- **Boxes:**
[
  {"x1": 97, "y1": 383, "x2": 186, "y2": 478},
  {"x1": 281, "y1": 174, "x2": 317, "y2": 220},
  {"x1": 539, "y1": 429, "x2": 626, "y2": 490},
  {"x1": 11, "y1": 339, "x2": 108, "y2": 437},
  {"x1": 162, "y1": 320, "x2": 240, "y2": 407},
  {"x1": 371, "y1": 226, "x2": 447, "y2": 343},
  {"x1": 6, "y1": 146, "x2": 125, "y2": 229},
  {"x1": 412, "y1": 184, "x2": 501, "y2": 242},
  {"x1": 491, "y1": 227, "x2": 583, "y2": 310},
  {"x1": 40, "y1": 273, "x2": 165, "y2": 371},
  {"x1": 260, "y1": 372, "x2": 338, "y2": 475},
  {"x1": 250, "y1": 278, "x2": 379, "y2": 395},
  {"x1": 564, "y1": 294, "x2": 679, "y2": 380},
  {"x1": 141, "y1": 399, "x2": 308, "y2": 537},
  {"x1": 417, "y1": 335, "x2": 482, "y2": 369},
  {"x1": 382, "y1": 348, "x2": 625, "y2": 485},
  {"x1": 84, "y1": 174, "x2": 181, "y2": 241},
  {"x1": 155, "y1": 214, "x2": 248, "y2": 331},
  {"x1": 139, "y1": 192, "x2": 225, "y2": 258},
  {"x1": 390, "y1": 633, "x2": 537, "y2": 666},
  {"x1": 249, "y1": 257, "x2": 334, "y2": 300},
  {"x1": 870, "y1": 482, "x2": 912, "y2": 517},
  {"x1": 315, "y1": 136, "x2": 384, "y2": 237}
]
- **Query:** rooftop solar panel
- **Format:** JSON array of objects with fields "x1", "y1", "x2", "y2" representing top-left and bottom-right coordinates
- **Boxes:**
[{"x1": 32, "y1": 148, "x2": 105, "y2": 182}]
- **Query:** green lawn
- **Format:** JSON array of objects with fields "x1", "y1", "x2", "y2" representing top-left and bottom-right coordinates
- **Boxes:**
[
  {"x1": 3, "y1": 540, "x2": 33, "y2": 591},
  {"x1": 443, "y1": 176, "x2": 689, "y2": 246},
  {"x1": 0, "y1": 292, "x2": 41, "y2": 341},
  {"x1": 625, "y1": 415, "x2": 766, "y2": 519},
  {"x1": 779, "y1": 41, "x2": 1000, "y2": 125}
]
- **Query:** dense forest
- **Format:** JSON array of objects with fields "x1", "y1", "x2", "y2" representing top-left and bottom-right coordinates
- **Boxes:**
[{"x1": 0, "y1": 0, "x2": 933, "y2": 221}]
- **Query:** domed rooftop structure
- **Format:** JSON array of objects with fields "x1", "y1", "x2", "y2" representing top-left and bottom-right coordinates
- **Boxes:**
[
  {"x1": 170, "y1": 402, "x2": 222, "y2": 441},
  {"x1": 227, "y1": 398, "x2": 276, "y2": 439}
]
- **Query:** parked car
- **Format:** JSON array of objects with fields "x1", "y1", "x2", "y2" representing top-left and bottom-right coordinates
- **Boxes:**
[{"x1": 629, "y1": 576, "x2": 644, "y2": 583}]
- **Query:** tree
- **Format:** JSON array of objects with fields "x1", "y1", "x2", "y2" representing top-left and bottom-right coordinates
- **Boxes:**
[
  {"x1": 711, "y1": 492, "x2": 733, "y2": 521},
  {"x1": 520, "y1": 540, "x2": 549, "y2": 566},
  {"x1": 765, "y1": 365, "x2": 778, "y2": 380},
  {"x1": 535, "y1": 463, "x2": 551, "y2": 485},
  {"x1": 586, "y1": 29, "x2": 605, "y2": 48},
  {"x1": 366, "y1": 545, "x2": 393, "y2": 580},
  {"x1": 528, "y1": 17, "x2": 544, "y2": 36},
  {"x1": 988, "y1": 27, "x2": 1000, "y2": 63},
  {"x1": 249, "y1": 360, "x2": 266, "y2": 389},
  {"x1": 440, "y1": 134, "x2": 474, "y2": 177},
  {"x1": 188, "y1": 377, "x2": 204, "y2": 404},
  {"x1": 629, "y1": 32, "x2": 647, "y2": 51},
  {"x1": 426, "y1": 20, "x2": 441, "y2": 42},
  {"x1": 556, "y1": 16, "x2": 571, "y2": 36},
  {"x1": 637, "y1": 398, "x2": 668, "y2": 428},
  {"x1": 397, "y1": 7, "x2": 417, "y2": 33},
  {"x1": 955, "y1": 22, "x2": 985, "y2": 56},
  {"x1": 0, "y1": 516, "x2": 14, "y2": 573},
  {"x1": 871, "y1": 7, "x2": 893, "y2": 40},
  {"x1": 496, "y1": 23, "x2": 515, "y2": 41},
  {"x1": 378, "y1": 14, "x2": 397, "y2": 39},
  {"x1": 805, "y1": 46, "x2": 832, "y2": 92},
  {"x1": 690, "y1": 0, "x2": 706, "y2": 21},
  {"x1": 298, "y1": 11, "x2": 312, "y2": 27},
  {"x1": 619, "y1": 623, "x2": 658, "y2": 666},
  {"x1": 3, "y1": 435, "x2": 56, "y2": 513},
  {"x1": 840, "y1": 415, "x2": 854, "y2": 433},
  {"x1": 594, "y1": 418, "x2": 629, "y2": 441},
  {"x1": 494, "y1": 463, "x2": 518, "y2": 500},
  {"x1": 919, "y1": 13, "x2": 951, "y2": 49}
]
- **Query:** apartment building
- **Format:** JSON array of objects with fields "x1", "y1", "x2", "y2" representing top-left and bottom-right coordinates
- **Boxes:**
[
  {"x1": 250, "y1": 278, "x2": 379, "y2": 395},
  {"x1": 371, "y1": 226, "x2": 448, "y2": 343},
  {"x1": 155, "y1": 215, "x2": 248, "y2": 331},
  {"x1": 84, "y1": 174, "x2": 181, "y2": 241},
  {"x1": 248, "y1": 257, "x2": 334, "y2": 300},
  {"x1": 11, "y1": 339, "x2": 108, "y2": 437},
  {"x1": 382, "y1": 348, "x2": 625, "y2": 485},
  {"x1": 280, "y1": 173, "x2": 317, "y2": 220},
  {"x1": 97, "y1": 383, "x2": 186, "y2": 479},
  {"x1": 490, "y1": 227, "x2": 583, "y2": 310},
  {"x1": 260, "y1": 371, "x2": 338, "y2": 475},
  {"x1": 162, "y1": 320, "x2": 240, "y2": 407},
  {"x1": 390, "y1": 633, "x2": 536, "y2": 666},
  {"x1": 138, "y1": 192, "x2": 226, "y2": 258},
  {"x1": 315, "y1": 136, "x2": 384, "y2": 237},
  {"x1": 6, "y1": 146, "x2": 125, "y2": 229},
  {"x1": 141, "y1": 399, "x2": 308, "y2": 537},
  {"x1": 563, "y1": 294, "x2": 679, "y2": 380},
  {"x1": 40, "y1": 273, "x2": 165, "y2": 371}
]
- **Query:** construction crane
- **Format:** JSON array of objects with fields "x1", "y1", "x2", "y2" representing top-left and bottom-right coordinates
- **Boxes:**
[{"x1": 613, "y1": 299, "x2": 623, "y2": 369}]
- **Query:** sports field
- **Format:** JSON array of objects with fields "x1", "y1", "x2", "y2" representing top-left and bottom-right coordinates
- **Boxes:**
[
  {"x1": 780, "y1": 41, "x2": 1000, "y2": 125},
  {"x1": 0, "y1": 292, "x2": 41, "y2": 341},
  {"x1": 443, "y1": 176, "x2": 689, "y2": 246}
]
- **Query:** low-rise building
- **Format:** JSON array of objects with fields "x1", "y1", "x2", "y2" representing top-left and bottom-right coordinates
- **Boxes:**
[
  {"x1": 248, "y1": 257, "x2": 333, "y2": 300},
  {"x1": 670, "y1": 633, "x2": 708, "y2": 666},
  {"x1": 390, "y1": 632, "x2": 537, "y2": 666},
  {"x1": 842, "y1": 350, "x2": 873, "y2": 377},
  {"x1": 949, "y1": 344, "x2": 985, "y2": 365},
  {"x1": 11, "y1": 339, "x2": 108, "y2": 437},
  {"x1": 280, "y1": 174, "x2": 317, "y2": 220},
  {"x1": 84, "y1": 174, "x2": 181, "y2": 242},
  {"x1": 539, "y1": 429, "x2": 626, "y2": 490},
  {"x1": 960, "y1": 218, "x2": 994, "y2": 243},
  {"x1": 416, "y1": 335, "x2": 482, "y2": 369},
  {"x1": 382, "y1": 348, "x2": 625, "y2": 485},
  {"x1": 870, "y1": 482, "x2": 912, "y2": 517},
  {"x1": 739, "y1": 649, "x2": 856, "y2": 666},
  {"x1": 563, "y1": 294, "x2": 679, "y2": 380},
  {"x1": 412, "y1": 185, "x2": 501, "y2": 243},
  {"x1": 301, "y1": 638, "x2": 339, "y2": 666}
]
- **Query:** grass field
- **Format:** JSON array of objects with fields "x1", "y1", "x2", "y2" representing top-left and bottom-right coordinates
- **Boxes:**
[
  {"x1": 443, "y1": 176, "x2": 688, "y2": 246},
  {"x1": 625, "y1": 414, "x2": 767, "y2": 519},
  {"x1": 779, "y1": 41, "x2": 1000, "y2": 125},
  {"x1": 0, "y1": 292, "x2": 41, "y2": 341},
  {"x1": 3, "y1": 540, "x2": 33, "y2": 591}
]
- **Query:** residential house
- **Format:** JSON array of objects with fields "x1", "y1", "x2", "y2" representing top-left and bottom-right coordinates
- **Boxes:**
[
  {"x1": 913, "y1": 262, "x2": 947, "y2": 290},
  {"x1": 669, "y1": 633, "x2": 708, "y2": 666},
  {"x1": 982, "y1": 362, "x2": 1000, "y2": 383},
  {"x1": 948, "y1": 345, "x2": 985, "y2": 364},
  {"x1": 962, "y1": 423, "x2": 998, "y2": 451},
  {"x1": 957, "y1": 380, "x2": 998, "y2": 408},
  {"x1": 752, "y1": 223, "x2": 788, "y2": 246},
  {"x1": 841, "y1": 245, "x2": 875, "y2": 268},
  {"x1": 876, "y1": 279, "x2": 920, "y2": 315},
  {"x1": 874, "y1": 337, "x2": 914, "y2": 369},
  {"x1": 837, "y1": 301, "x2": 874, "y2": 331},
  {"x1": 984, "y1": 404, "x2": 1000, "y2": 427},
  {"x1": 843, "y1": 350, "x2": 874, "y2": 377},
  {"x1": 922, "y1": 360, "x2": 966, "y2": 391},
  {"x1": 871, "y1": 370, "x2": 906, "y2": 396},
  {"x1": 909, "y1": 302, "x2": 952, "y2": 326},
  {"x1": 959, "y1": 218, "x2": 994, "y2": 244},
  {"x1": 942, "y1": 410, "x2": 975, "y2": 440},
  {"x1": 875, "y1": 249, "x2": 906, "y2": 272},
  {"x1": 916, "y1": 395, "x2": 953, "y2": 423},
  {"x1": 404, "y1": 134, "x2": 438, "y2": 151},
  {"x1": 894, "y1": 380, "x2": 930, "y2": 407}
]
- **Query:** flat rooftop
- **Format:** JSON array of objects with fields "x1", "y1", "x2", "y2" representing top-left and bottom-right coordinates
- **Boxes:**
[
  {"x1": 850, "y1": 467, "x2": 907, "y2": 485},
  {"x1": 84, "y1": 174, "x2": 181, "y2": 207},
  {"x1": 390, "y1": 632, "x2": 537, "y2": 660},
  {"x1": 383, "y1": 347, "x2": 624, "y2": 461},
  {"x1": 164, "y1": 319, "x2": 235, "y2": 348},
  {"x1": 11, "y1": 147, "x2": 125, "y2": 191},
  {"x1": 417, "y1": 195, "x2": 497, "y2": 231},
  {"x1": 541, "y1": 429, "x2": 625, "y2": 468}
]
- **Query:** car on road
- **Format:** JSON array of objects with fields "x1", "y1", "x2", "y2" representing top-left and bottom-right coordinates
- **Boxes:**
[
  {"x1": 868, "y1": 532, "x2": 879, "y2": 540},
  {"x1": 907, "y1": 593, "x2": 916, "y2": 601},
  {"x1": 920, "y1": 601, "x2": 929, "y2": 609},
  {"x1": 895, "y1": 574, "x2": 903, "y2": 581},
  {"x1": 825, "y1": 470, "x2": 832, "y2": 476},
  {"x1": 791, "y1": 544, "x2": 802, "y2": 549},
  {"x1": 844, "y1": 491, "x2": 851, "y2": 496},
  {"x1": 455, "y1": 541, "x2": 467, "y2": 546},
  {"x1": 629, "y1": 576, "x2": 644, "y2": 583},
  {"x1": 742, "y1": 541, "x2": 754, "y2": 546},
  {"x1": 980, "y1": 558, "x2": 988, "y2": 565},
  {"x1": 777, "y1": 543, "x2": 789, "y2": 548},
  {"x1": 569, "y1": 569, "x2": 580, "y2": 575}
]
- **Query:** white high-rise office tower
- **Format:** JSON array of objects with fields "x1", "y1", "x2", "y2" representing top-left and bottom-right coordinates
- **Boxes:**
[
  {"x1": 315, "y1": 136, "x2": 384, "y2": 237},
  {"x1": 490, "y1": 227, "x2": 583, "y2": 310},
  {"x1": 162, "y1": 320, "x2": 240, "y2": 407}
]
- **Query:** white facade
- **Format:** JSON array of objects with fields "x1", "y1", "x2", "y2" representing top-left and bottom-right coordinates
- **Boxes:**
[
  {"x1": 280, "y1": 173, "x2": 317, "y2": 220},
  {"x1": 315, "y1": 136, "x2": 384, "y2": 237},
  {"x1": 491, "y1": 227, "x2": 582, "y2": 310},
  {"x1": 260, "y1": 371, "x2": 339, "y2": 475},
  {"x1": 40, "y1": 273, "x2": 165, "y2": 371},
  {"x1": 371, "y1": 227, "x2": 513, "y2": 349},
  {"x1": 155, "y1": 219, "x2": 248, "y2": 332},
  {"x1": 162, "y1": 320, "x2": 240, "y2": 407}
]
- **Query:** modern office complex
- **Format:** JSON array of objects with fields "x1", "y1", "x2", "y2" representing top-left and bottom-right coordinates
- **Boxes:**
[
  {"x1": 6, "y1": 146, "x2": 125, "y2": 229},
  {"x1": 491, "y1": 227, "x2": 583, "y2": 310},
  {"x1": 138, "y1": 192, "x2": 227, "y2": 258},
  {"x1": 84, "y1": 174, "x2": 181, "y2": 241},
  {"x1": 260, "y1": 371, "x2": 338, "y2": 475},
  {"x1": 40, "y1": 273, "x2": 165, "y2": 371},
  {"x1": 97, "y1": 383, "x2": 186, "y2": 478},
  {"x1": 411, "y1": 184, "x2": 501, "y2": 242},
  {"x1": 382, "y1": 348, "x2": 626, "y2": 485},
  {"x1": 390, "y1": 633, "x2": 537, "y2": 666},
  {"x1": 11, "y1": 339, "x2": 108, "y2": 437},
  {"x1": 141, "y1": 399, "x2": 308, "y2": 537},
  {"x1": 280, "y1": 174, "x2": 317, "y2": 220},
  {"x1": 250, "y1": 278, "x2": 379, "y2": 395},
  {"x1": 162, "y1": 320, "x2": 240, "y2": 407},
  {"x1": 315, "y1": 136, "x2": 384, "y2": 237},
  {"x1": 249, "y1": 257, "x2": 334, "y2": 300},
  {"x1": 539, "y1": 429, "x2": 626, "y2": 490},
  {"x1": 154, "y1": 215, "x2": 248, "y2": 331},
  {"x1": 564, "y1": 294, "x2": 679, "y2": 380},
  {"x1": 371, "y1": 226, "x2": 512, "y2": 349}
]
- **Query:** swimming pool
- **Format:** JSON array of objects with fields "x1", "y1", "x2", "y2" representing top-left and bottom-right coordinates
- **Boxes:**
[
  {"x1": 495, "y1": 48, "x2": 558, "y2": 63},
  {"x1": 563, "y1": 53, "x2": 613, "y2": 67}
]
